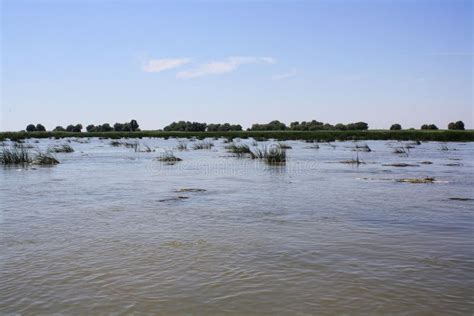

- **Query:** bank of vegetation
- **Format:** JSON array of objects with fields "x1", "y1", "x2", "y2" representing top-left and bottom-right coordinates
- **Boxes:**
[{"x1": 2, "y1": 120, "x2": 470, "y2": 142}]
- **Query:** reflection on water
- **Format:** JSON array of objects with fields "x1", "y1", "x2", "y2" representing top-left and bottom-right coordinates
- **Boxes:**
[{"x1": 1, "y1": 138, "x2": 473, "y2": 314}]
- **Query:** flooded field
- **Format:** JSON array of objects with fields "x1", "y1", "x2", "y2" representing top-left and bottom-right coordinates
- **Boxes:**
[{"x1": 1, "y1": 138, "x2": 473, "y2": 314}]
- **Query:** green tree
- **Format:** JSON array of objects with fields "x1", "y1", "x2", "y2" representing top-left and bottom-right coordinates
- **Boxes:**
[
  {"x1": 26, "y1": 124, "x2": 36, "y2": 132},
  {"x1": 448, "y1": 121, "x2": 465, "y2": 130},
  {"x1": 390, "y1": 124, "x2": 402, "y2": 130}
]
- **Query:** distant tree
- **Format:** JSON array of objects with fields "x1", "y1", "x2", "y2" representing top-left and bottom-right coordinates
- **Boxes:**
[
  {"x1": 346, "y1": 122, "x2": 369, "y2": 130},
  {"x1": 53, "y1": 126, "x2": 66, "y2": 132},
  {"x1": 130, "y1": 119, "x2": 139, "y2": 131},
  {"x1": 163, "y1": 121, "x2": 207, "y2": 132},
  {"x1": 335, "y1": 123, "x2": 346, "y2": 130},
  {"x1": 114, "y1": 123, "x2": 124, "y2": 131},
  {"x1": 26, "y1": 124, "x2": 37, "y2": 132},
  {"x1": 390, "y1": 124, "x2": 402, "y2": 130},
  {"x1": 448, "y1": 121, "x2": 465, "y2": 130},
  {"x1": 421, "y1": 124, "x2": 438, "y2": 130},
  {"x1": 86, "y1": 124, "x2": 96, "y2": 132},
  {"x1": 73, "y1": 124, "x2": 83, "y2": 132},
  {"x1": 101, "y1": 123, "x2": 113, "y2": 132},
  {"x1": 250, "y1": 120, "x2": 287, "y2": 131},
  {"x1": 123, "y1": 122, "x2": 132, "y2": 131},
  {"x1": 35, "y1": 124, "x2": 46, "y2": 132},
  {"x1": 66, "y1": 125, "x2": 75, "y2": 132}
]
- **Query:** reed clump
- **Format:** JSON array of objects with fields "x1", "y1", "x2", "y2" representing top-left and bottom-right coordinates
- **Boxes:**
[
  {"x1": 250, "y1": 145, "x2": 286, "y2": 164},
  {"x1": 192, "y1": 141, "x2": 214, "y2": 150},
  {"x1": 0, "y1": 145, "x2": 32, "y2": 164},
  {"x1": 1, "y1": 145, "x2": 59, "y2": 165},
  {"x1": 226, "y1": 143, "x2": 251, "y2": 155},
  {"x1": 156, "y1": 151, "x2": 182, "y2": 163},
  {"x1": 353, "y1": 143, "x2": 371, "y2": 152},
  {"x1": 176, "y1": 141, "x2": 188, "y2": 151},
  {"x1": 49, "y1": 144, "x2": 74, "y2": 153}
]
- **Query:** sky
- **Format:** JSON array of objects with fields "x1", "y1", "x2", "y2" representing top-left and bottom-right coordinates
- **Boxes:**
[{"x1": 1, "y1": 0, "x2": 472, "y2": 131}]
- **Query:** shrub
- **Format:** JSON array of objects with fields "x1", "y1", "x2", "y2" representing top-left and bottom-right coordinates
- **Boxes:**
[
  {"x1": 448, "y1": 121, "x2": 465, "y2": 130},
  {"x1": 36, "y1": 124, "x2": 46, "y2": 132},
  {"x1": 421, "y1": 124, "x2": 438, "y2": 130},
  {"x1": 390, "y1": 124, "x2": 402, "y2": 130},
  {"x1": 26, "y1": 124, "x2": 36, "y2": 132}
]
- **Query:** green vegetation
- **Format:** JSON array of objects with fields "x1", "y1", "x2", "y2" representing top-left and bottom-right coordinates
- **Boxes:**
[
  {"x1": 156, "y1": 151, "x2": 182, "y2": 163},
  {"x1": 192, "y1": 140, "x2": 214, "y2": 150},
  {"x1": 250, "y1": 120, "x2": 369, "y2": 131},
  {"x1": 421, "y1": 124, "x2": 438, "y2": 130},
  {"x1": 176, "y1": 141, "x2": 188, "y2": 150},
  {"x1": 448, "y1": 121, "x2": 465, "y2": 130},
  {"x1": 250, "y1": 144, "x2": 287, "y2": 164},
  {"x1": 49, "y1": 144, "x2": 74, "y2": 153},
  {"x1": 226, "y1": 143, "x2": 252, "y2": 155},
  {"x1": 1, "y1": 144, "x2": 59, "y2": 165},
  {"x1": 390, "y1": 124, "x2": 402, "y2": 130},
  {"x1": 1, "y1": 145, "x2": 32, "y2": 164},
  {"x1": 1, "y1": 129, "x2": 473, "y2": 142}
]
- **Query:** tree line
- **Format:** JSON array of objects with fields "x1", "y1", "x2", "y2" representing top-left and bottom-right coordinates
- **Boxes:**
[
  {"x1": 390, "y1": 121, "x2": 465, "y2": 131},
  {"x1": 25, "y1": 120, "x2": 139, "y2": 133},
  {"x1": 24, "y1": 120, "x2": 466, "y2": 132}
]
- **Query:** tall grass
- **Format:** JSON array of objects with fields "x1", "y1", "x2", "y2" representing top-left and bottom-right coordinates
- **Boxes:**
[
  {"x1": 225, "y1": 143, "x2": 251, "y2": 155},
  {"x1": 192, "y1": 141, "x2": 214, "y2": 150},
  {"x1": 176, "y1": 141, "x2": 188, "y2": 150},
  {"x1": 0, "y1": 145, "x2": 32, "y2": 164},
  {"x1": 156, "y1": 150, "x2": 182, "y2": 163},
  {"x1": 1, "y1": 145, "x2": 59, "y2": 165},
  {"x1": 250, "y1": 144, "x2": 286, "y2": 164}
]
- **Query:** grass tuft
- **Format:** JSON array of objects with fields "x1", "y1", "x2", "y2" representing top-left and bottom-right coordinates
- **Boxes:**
[
  {"x1": 192, "y1": 141, "x2": 214, "y2": 150},
  {"x1": 49, "y1": 144, "x2": 74, "y2": 153}
]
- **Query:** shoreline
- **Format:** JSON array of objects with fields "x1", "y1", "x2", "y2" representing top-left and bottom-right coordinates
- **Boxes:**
[{"x1": 1, "y1": 130, "x2": 473, "y2": 142}]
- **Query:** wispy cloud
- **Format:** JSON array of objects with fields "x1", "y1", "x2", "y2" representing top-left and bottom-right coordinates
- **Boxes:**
[
  {"x1": 176, "y1": 56, "x2": 276, "y2": 79},
  {"x1": 272, "y1": 68, "x2": 296, "y2": 80},
  {"x1": 142, "y1": 58, "x2": 191, "y2": 73}
]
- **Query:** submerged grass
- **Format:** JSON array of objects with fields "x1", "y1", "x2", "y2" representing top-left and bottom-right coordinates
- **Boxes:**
[
  {"x1": 176, "y1": 141, "x2": 188, "y2": 151},
  {"x1": 156, "y1": 151, "x2": 182, "y2": 163},
  {"x1": 49, "y1": 144, "x2": 74, "y2": 153},
  {"x1": 192, "y1": 141, "x2": 214, "y2": 150}
]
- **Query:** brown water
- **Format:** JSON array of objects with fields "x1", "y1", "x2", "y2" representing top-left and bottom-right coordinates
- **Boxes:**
[{"x1": 1, "y1": 138, "x2": 473, "y2": 314}]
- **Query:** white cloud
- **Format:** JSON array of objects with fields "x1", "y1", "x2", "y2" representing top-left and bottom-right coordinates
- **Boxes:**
[
  {"x1": 176, "y1": 56, "x2": 276, "y2": 79},
  {"x1": 142, "y1": 58, "x2": 190, "y2": 73},
  {"x1": 272, "y1": 68, "x2": 296, "y2": 80}
]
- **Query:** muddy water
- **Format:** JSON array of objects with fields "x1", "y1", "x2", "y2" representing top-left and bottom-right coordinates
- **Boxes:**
[{"x1": 1, "y1": 138, "x2": 473, "y2": 314}]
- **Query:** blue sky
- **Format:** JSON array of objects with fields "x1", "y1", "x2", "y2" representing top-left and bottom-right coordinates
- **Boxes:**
[{"x1": 1, "y1": 0, "x2": 472, "y2": 131}]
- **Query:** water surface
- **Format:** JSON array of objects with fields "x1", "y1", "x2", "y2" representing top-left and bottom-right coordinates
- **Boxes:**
[{"x1": 1, "y1": 138, "x2": 473, "y2": 314}]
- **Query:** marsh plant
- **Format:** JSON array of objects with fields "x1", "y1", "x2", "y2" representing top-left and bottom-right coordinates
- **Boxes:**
[
  {"x1": 35, "y1": 153, "x2": 60, "y2": 165},
  {"x1": 192, "y1": 140, "x2": 214, "y2": 150},
  {"x1": 176, "y1": 141, "x2": 188, "y2": 151},
  {"x1": 156, "y1": 150, "x2": 182, "y2": 163},
  {"x1": 340, "y1": 150, "x2": 365, "y2": 165},
  {"x1": 49, "y1": 144, "x2": 74, "y2": 153},
  {"x1": 1, "y1": 145, "x2": 32, "y2": 164},
  {"x1": 277, "y1": 142, "x2": 292, "y2": 149},
  {"x1": 225, "y1": 143, "x2": 252, "y2": 156},
  {"x1": 353, "y1": 143, "x2": 371, "y2": 152},
  {"x1": 393, "y1": 147, "x2": 408, "y2": 155},
  {"x1": 250, "y1": 144, "x2": 287, "y2": 164},
  {"x1": 1, "y1": 145, "x2": 59, "y2": 165}
]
